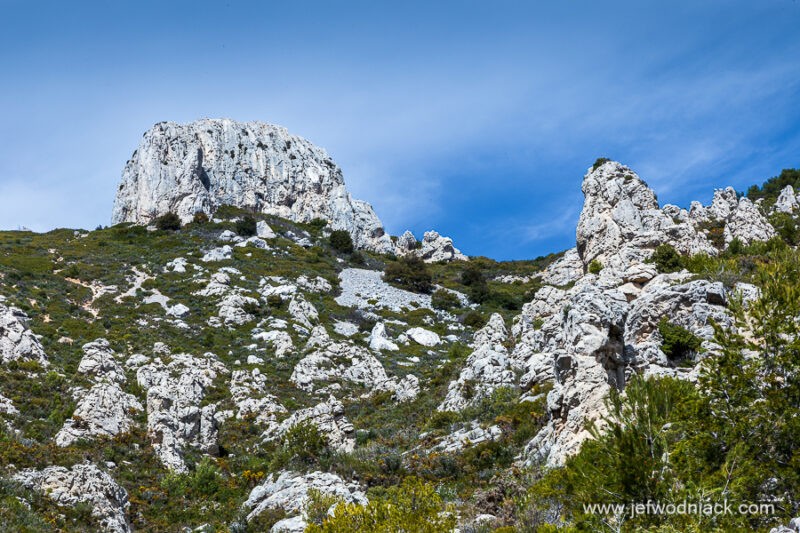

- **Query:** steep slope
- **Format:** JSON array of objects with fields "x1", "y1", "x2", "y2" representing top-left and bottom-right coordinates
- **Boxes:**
[{"x1": 112, "y1": 119, "x2": 393, "y2": 253}]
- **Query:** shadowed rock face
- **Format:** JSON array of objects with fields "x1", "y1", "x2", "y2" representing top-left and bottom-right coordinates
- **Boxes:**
[{"x1": 111, "y1": 119, "x2": 393, "y2": 253}]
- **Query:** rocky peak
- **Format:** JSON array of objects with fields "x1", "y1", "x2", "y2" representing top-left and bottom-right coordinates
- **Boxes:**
[
  {"x1": 576, "y1": 161, "x2": 676, "y2": 271},
  {"x1": 394, "y1": 229, "x2": 467, "y2": 263},
  {"x1": 112, "y1": 119, "x2": 392, "y2": 253}
]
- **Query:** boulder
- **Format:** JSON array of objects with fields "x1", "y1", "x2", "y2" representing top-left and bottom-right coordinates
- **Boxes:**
[
  {"x1": 0, "y1": 302, "x2": 48, "y2": 366},
  {"x1": 368, "y1": 322, "x2": 399, "y2": 351}
]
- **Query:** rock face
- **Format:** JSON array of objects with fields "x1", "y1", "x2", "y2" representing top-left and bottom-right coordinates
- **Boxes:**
[
  {"x1": 576, "y1": 161, "x2": 715, "y2": 274},
  {"x1": 135, "y1": 348, "x2": 228, "y2": 472},
  {"x1": 0, "y1": 302, "x2": 48, "y2": 365},
  {"x1": 111, "y1": 119, "x2": 392, "y2": 253},
  {"x1": 507, "y1": 160, "x2": 779, "y2": 467},
  {"x1": 14, "y1": 463, "x2": 131, "y2": 533}
]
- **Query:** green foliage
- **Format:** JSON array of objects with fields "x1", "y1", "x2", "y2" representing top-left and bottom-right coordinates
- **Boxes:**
[
  {"x1": 329, "y1": 230, "x2": 354, "y2": 254},
  {"x1": 191, "y1": 211, "x2": 209, "y2": 224},
  {"x1": 746, "y1": 167, "x2": 800, "y2": 205},
  {"x1": 154, "y1": 212, "x2": 181, "y2": 231},
  {"x1": 658, "y1": 318, "x2": 701, "y2": 363},
  {"x1": 235, "y1": 215, "x2": 258, "y2": 237},
  {"x1": 270, "y1": 422, "x2": 332, "y2": 471},
  {"x1": 305, "y1": 477, "x2": 456, "y2": 533},
  {"x1": 383, "y1": 257, "x2": 433, "y2": 294},
  {"x1": 309, "y1": 218, "x2": 328, "y2": 230},
  {"x1": 769, "y1": 211, "x2": 799, "y2": 246},
  {"x1": 430, "y1": 289, "x2": 460, "y2": 311},
  {"x1": 462, "y1": 310, "x2": 485, "y2": 328},
  {"x1": 592, "y1": 157, "x2": 611, "y2": 171},
  {"x1": 697, "y1": 218, "x2": 726, "y2": 249},
  {"x1": 587, "y1": 259, "x2": 603, "y2": 274},
  {"x1": 649, "y1": 243, "x2": 684, "y2": 273}
]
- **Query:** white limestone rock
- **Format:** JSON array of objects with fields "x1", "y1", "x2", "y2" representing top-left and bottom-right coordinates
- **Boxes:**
[
  {"x1": 245, "y1": 470, "x2": 367, "y2": 524},
  {"x1": 393, "y1": 374, "x2": 420, "y2": 403},
  {"x1": 515, "y1": 281, "x2": 630, "y2": 467},
  {"x1": 76, "y1": 339, "x2": 125, "y2": 383},
  {"x1": 194, "y1": 270, "x2": 233, "y2": 297},
  {"x1": 624, "y1": 278, "x2": 732, "y2": 375},
  {"x1": 336, "y1": 268, "x2": 437, "y2": 312},
  {"x1": 230, "y1": 369, "x2": 287, "y2": 426},
  {"x1": 257, "y1": 220, "x2": 276, "y2": 239},
  {"x1": 0, "y1": 302, "x2": 48, "y2": 366},
  {"x1": 55, "y1": 382, "x2": 143, "y2": 447},
  {"x1": 218, "y1": 293, "x2": 259, "y2": 326},
  {"x1": 296, "y1": 275, "x2": 333, "y2": 293},
  {"x1": 368, "y1": 322, "x2": 399, "y2": 351},
  {"x1": 439, "y1": 314, "x2": 515, "y2": 412},
  {"x1": 539, "y1": 248, "x2": 584, "y2": 286},
  {"x1": 773, "y1": 185, "x2": 798, "y2": 214},
  {"x1": 419, "y1": 231, "x2": 467, "y2": 263},
  {"x1": 576, "y1": 161, "x2": 715, "y2": 275},
  {"x1": 291, "y1": 326, "x2": 393, "y2": 394},
  {"x1": 201, "y1": 245, "x2": 233, "y2": 262},
  {"x1": 218, "y1": 229, "x2": 243, "y2": 243},
  {"x1": 288, "y1": 294, "x2": 319, "y2": 330},
  {"x1": 252, "y1": 329, "x2": 294, "y2": 358},
  {"x1": 14, "y1": 463, "x2": 131, "y2": 533},
  {"x1": 333, "y1": 321, "x2": 359, "y2": 337},
  {"x1": 262, "y1": 396, "x2": 355, "y2": 452},
  {"x1": 433, "y1": 422, "x2": 503, "y2": 453},
  {"x1": 394, "y1": 230, "x2": 419, "y2": 256},
  {"x1": 112, "y1": 119, "x2": 392, "y2": 253},
  {"x1": 407, "y1": 327, "x2": 441, "y2": 347},
  {"x1": 136, "y1": 349, "x2": 228, "y2": 471}
]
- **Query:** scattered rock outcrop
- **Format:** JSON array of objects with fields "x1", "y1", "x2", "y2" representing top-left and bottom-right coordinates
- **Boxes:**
[
  {"x1": 0, "y1": 301, "x2": 48, "y2": 366},
  {"x1": 14, "y1": 463, "x2": 131, "y2": 533},
  {"x1": 245, "y1": 470, "x2": 367, "y2": 529},
  {"x1": 135, "y1": 348, "x2": 228, "y2": 471},
  {"x1": 112, "y1": 119, "x2": 393, "y2": 253},
  {"x1": 439, "y1": 314, "x2": 515, "y2": 412},
  {"x1": 262, "y1": 395, "x2": 355, "y2": 452}
]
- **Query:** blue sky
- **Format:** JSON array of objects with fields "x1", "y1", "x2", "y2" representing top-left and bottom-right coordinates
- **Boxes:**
[{"x1": 1, "y1": 0, "x2": 799, "y2": 260}]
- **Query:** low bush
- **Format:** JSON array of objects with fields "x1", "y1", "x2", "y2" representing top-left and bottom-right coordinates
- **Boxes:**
[
  {"x1": 383, "y1": 257, "x2": 433, "y2": 293},
  {"x1": 431, "y1": 289, "x2": 461, "y2": 310},
  {"x1": 329, "y1": 230, "x2": 354, "y2": 254},
  {"x1": 235, "y1": 215, "x2": 257, "y2": 237},
  {"x1": 154, "y1": 212, "x2": 181, "y2": 231}
]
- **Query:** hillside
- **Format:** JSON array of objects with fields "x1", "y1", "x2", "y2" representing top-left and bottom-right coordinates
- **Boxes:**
[{"x1": 1, "y1": 123, "x2": 799, "y2": 532}]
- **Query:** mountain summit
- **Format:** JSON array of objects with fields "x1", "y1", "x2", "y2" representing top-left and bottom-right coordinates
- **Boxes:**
[{"x1": 112, "y1": 119, "x2": 393, "y2": 253}]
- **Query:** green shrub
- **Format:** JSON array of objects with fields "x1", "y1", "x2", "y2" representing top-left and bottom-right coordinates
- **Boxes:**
[
  {"x1": 592, "y1": 157, "x2": 611, "y2": 171},
  {"x1": 648, "y1": 243, "x2": 683, "y2": 273},
  {"x1": 270, "y1": 421, "x2": 331, "y2": 470},
  {"x1": 431, "y1": 289, "x2": 460, "y2": 310},
  {"x1": 462, "y1": 310, "x2": 485, "y2": 328},
  {"x1": 235, "y1": 215, "x2": 257, "y2": 237},
  {"x1": 657, "y1": 317, "x2": 701, "y2": 362},
  {"x1": 329, "y1": 230, "x2": 354, "y2": 254},
  {"x1": 309, "y1": 218, "x2": 328, "y2": 230},
  {"x1": 306, "y1": 477, "x2": 456, "y2": 533},
  {"x1": 587, "y1": 259, "x2": 603, "y2": 274},
  {"x1": 192, "y1": 211, "x2": 209, "y2": 224},
  {"x1": 154, "y1": 212, "x2": 181, "y2": 231},
  {"x1": 383, "y1": 257, "x2": 433, "y2": 294}
]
